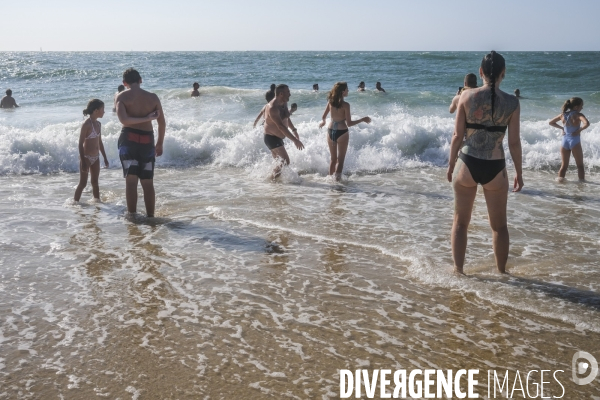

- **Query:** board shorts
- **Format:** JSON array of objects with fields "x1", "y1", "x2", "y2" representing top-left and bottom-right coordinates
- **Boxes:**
[{"x1": 118, "y1": 127, "x2": 155, "y2": 180}]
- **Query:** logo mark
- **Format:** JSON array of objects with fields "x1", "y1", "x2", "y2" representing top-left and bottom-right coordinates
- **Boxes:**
[{"x1": 572, "y1": 351, "x2": 598, "y2": 385}]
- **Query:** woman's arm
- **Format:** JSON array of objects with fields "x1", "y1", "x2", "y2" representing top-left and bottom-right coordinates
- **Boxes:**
[
  {"x1": 253, "y1": 107, "x2": 265, "y2": 128},
  {"x1": 78, "y1": 122, "x2": 88, "y2": 168},
  {"x1": 344, "y1": 103, "x2": 371, "y2": 127},
  {"x1": 447, "y1": 99, "x2": 466, "y2": 182},
  {"x1": 98, "y1": 126, "x2": 109, "y2": 168},
  {"x1": 318, "y1": 103, "x2": 330, "y2": 128},
  {"x1": 548, "y1": 114, "x2": 564, "y2": 131},
  {"x1": 116, "y1": 102, "x2": 159, "y2": 125},
  {"x1": 575, "y1": 113, "x2": 590, "y2": 134},
  {"x1": 507, "y1": 103, "x2": 523, "y2": 192}
]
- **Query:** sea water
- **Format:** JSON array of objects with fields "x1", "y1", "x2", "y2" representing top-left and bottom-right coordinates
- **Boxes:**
[{"x1": 0, "y1": 52, "x2": 599, "y2": 398}]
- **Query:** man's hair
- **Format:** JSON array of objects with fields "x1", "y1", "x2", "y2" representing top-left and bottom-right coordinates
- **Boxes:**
[
  {"x1": 464, "y1": 73, "x2": 477, "y2": 88},
  {"x1": 275, "y1": 84, "x2": 288, "y2": 96},
  {"x1": 6, "y1": 89, "x2": 12, "y2": 96},
  {"x1": 117, "y1": 85, "x2": 125, "y2": 92},
  {"x1": 123, "y1": 68, "x2": 142, "y2": 84}
]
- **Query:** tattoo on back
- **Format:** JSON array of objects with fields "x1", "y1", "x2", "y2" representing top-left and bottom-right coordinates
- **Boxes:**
[{"x1": 463, "y1": 89, "x2": 519, "y2": 160}]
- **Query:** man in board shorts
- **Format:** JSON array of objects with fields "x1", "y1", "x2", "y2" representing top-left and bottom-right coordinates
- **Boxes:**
[
  {"x1": 115, "y1": 68, "x2": 166, "y2": 217},
  {"x1": 263, "y1": 84, "x2": 304, "y2": 179}
]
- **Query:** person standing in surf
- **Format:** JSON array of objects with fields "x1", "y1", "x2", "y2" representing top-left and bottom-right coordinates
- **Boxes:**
[
  {"x1": 263, "y1": 84, "x2": 304, "y2": 179},
  {"x1": 115, "y1": 68, "x2": 165, "y2": 217},
  {"x1": 74, "y1": 99, "x2": 109, "y2": 202},
  {"x1": 549, "y1": 97, "x2": 590, "y2": 182},
  {"x1": 449, "y1": 73, "x2": 478, "y2": 114},
  {"x1": 318, "y1": 82, "x2": 371, "y2": 181},
  {"x1": 447, "y1": 51, "x2": 523, "y2": 275}
]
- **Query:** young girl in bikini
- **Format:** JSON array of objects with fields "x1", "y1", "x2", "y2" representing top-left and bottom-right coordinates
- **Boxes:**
[
  {"x1": 549, "y1": 97, "x2": 591, "y2": 182},
  {"x1": 74, "y1": 99, "x2": 109, "y2": 202}
]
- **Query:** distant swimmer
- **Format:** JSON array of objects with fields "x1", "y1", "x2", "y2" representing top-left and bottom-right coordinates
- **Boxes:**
[
  {"x1": 290, "y1": 103, "x2": 297, "y2": 115},
  {"x1": 357, "y1": 81, "x2": 366, "y2": 92},
  {"x1": 449, "y1": 73, "x2": 477, "y2": 114},
  {"x1": 0, "y1": 89, "x2": 19, "y2": 108},
  {"x1": 113, "y1": 85, "x2": 125, "y2": 112},
  {"x1": 115, "y1": 68, "x2": 164, "y2": 217},
  {"x1": 265, "y1": 84, "x2": 276, "y2": 103},
  {"x1": 313, "y1": 84, "x2": 319, "y2": 92},
  {"x1": 375, "y1": 82, "x2": 386, "y2": 92},
  {"x1": 319, "y1": 82, "x2": 371, "y2": 181},
  {"x1": 514, "y1": 88, "x2": 521, "y2": 98},
  {"x1": 263, "y1": 84, "x2": 304, "y2": 179},
  {"x1": 549, "y1": 97, "x2": 590, "y2": 182},
  {"x1": 447, "y1": 51, "x2": 523, "y2": 275},
  {"x1": 74, "y1": 99, "x2": 109, "y2": 202},
  {"x1": 191, "y1": 82, "x2": 200, "y2": 97}
]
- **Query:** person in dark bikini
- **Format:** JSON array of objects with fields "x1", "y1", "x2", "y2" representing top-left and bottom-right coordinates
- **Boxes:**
[
  {"x1": 447, "y1": 51, "x2": 523, "y2": 275},
  {"x1": 263, "y1": 84, "x2": 304, "y2": 179},
  {"x1": 319, "y1": 82, "x2": 371, "y2": 181}
]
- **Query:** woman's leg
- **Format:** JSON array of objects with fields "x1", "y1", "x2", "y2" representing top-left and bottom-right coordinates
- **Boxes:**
[
  {"x1": 451, "y1": 159, "x2": 478, "y2": 274},
  {"x1": 74, "y1": 159, "x2": 89, "y2": 202},
  {"x1": 570, "y1": 142, "x2": 585, "y2": 181},
  {"x1": 558, "y1": 146, "x2": 571, "y2": 179},
  {"x1": 334, "y1": 132, "x2": 349, "y2": 181},
  {"x1": 89, "y1": 159, "x2": 101, "y2": 199},
  {"x1": 327, "y1": 135, "x2": 338, "y2": 176},
  {"x1": 482, "y1": 169, "x2": 509, "y2": 273}
]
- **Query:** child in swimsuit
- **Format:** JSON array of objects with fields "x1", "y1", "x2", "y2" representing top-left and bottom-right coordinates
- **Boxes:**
[
  {"x1": 74, "y1": 99, "x2": 109, "y2": 202},
  {"x1": 319, "y1": 82, "x2": 371, "y2": 181},
  {"x1": 549, "y1": 97, "x2": 590, "y2": 182}
]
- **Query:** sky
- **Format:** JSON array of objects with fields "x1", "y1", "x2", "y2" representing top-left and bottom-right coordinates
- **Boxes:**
[{"x1": 2, "y1": 0, "x2": 599, "y2": 51}]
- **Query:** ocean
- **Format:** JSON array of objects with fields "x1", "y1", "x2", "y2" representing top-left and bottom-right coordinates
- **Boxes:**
[{"x1": 1, "y1": 51, "x2": 599, "y2": 398}]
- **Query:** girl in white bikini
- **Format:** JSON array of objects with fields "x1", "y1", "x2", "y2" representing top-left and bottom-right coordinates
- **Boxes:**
[{"x1": 74, "y1": 99, "x2": 109, "y2": 202}]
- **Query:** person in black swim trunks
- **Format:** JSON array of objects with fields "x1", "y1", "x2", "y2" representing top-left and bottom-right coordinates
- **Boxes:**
[
  {"x1": 319, "y1": 82, "x2": 371, "y2": 181},
  {"x1": 263, "y1": 84, "x2": 304, "y2": 179},
  {"x1": 447, "y1": 51, "x2": 523, "y2": 275}
]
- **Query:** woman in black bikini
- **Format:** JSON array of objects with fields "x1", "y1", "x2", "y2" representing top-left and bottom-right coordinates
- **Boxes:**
[
  {"x1": 447, "y1": 51, "x2": 523, "y2": 274},
  {"x1": 319, "y1": 82, "x2": 371, "y2": 181}
]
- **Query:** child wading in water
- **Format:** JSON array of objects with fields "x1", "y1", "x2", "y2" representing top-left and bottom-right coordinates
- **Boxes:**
[
  {"x1": 74, "y1": 99, "x2": 109, "y2": 202},
  {"x1": 549, "y1": 97, "x2": 590, "y2": 182}
]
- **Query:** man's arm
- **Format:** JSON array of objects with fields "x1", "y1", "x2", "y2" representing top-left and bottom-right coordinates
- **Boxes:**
[
  {"x1": 449, "y1": 95, "x2": 460, "y2": 113},
  {"x1": 155, "y1": 96, "x2": 166, "y2": 157},
  {"x1": 116, "y1": 101, "x2": 159, "y2": 126}
]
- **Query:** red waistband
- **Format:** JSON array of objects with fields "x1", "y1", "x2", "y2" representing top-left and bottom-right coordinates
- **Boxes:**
[{"x1": 127, "y1": 132, "x2": 153, "y2": 144}]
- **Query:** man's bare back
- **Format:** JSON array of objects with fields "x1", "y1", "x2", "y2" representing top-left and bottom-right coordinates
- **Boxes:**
[{"x1": 116, "y1": 88, "x2": 160, "y2": 131}]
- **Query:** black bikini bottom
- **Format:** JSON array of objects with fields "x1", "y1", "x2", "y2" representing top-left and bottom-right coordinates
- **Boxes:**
[
  {"x1": 264, "y1": 134, "x2": 285, "y2": 150},
  {"x1": 328, "y1": 128, "x2": 349, "y2": 142},
  {"x1": 458, "y1": 152, "x2": 506, "y2": 185}
]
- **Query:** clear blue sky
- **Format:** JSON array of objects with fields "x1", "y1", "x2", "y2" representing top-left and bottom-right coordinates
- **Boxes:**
[{"x1": 3, "y1": 0, "x2": 599, "y2": 51}]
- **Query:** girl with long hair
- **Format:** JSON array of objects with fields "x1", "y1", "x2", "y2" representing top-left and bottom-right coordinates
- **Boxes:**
[
  {"x1": 549, "y1": 97, "x2": 590, "y2": 181},
  {"x1": 319, "y1": 82, "x2": 371, "y2": 181},
  {"x1": 446, "y1": 51, "x2": 523, "y2": 274}
]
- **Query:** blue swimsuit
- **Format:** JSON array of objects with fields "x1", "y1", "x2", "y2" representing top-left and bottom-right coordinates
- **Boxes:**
[{"x1": 561, "y1": 110, "x2": 581, "y2": 150}]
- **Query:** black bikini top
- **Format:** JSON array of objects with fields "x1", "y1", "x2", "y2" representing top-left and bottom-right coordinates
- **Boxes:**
[{"x1": 465, "y1": 123, "x2": 507, "y2": 133}]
